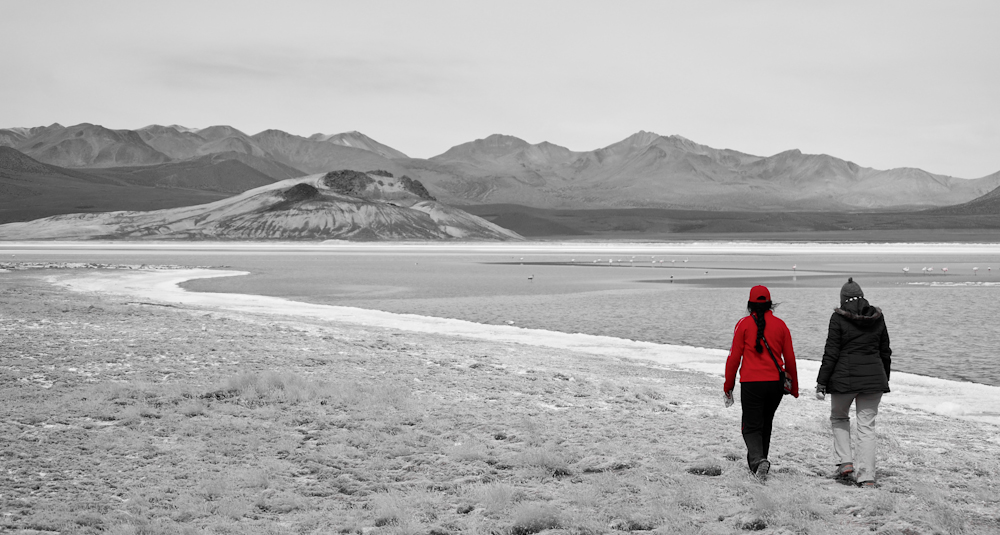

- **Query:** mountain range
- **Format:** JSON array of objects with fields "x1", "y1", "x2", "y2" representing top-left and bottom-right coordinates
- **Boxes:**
[
  {"x1": 4, "y1": 123, "x2": 999, "y2": 215},
  {"x1": 0, "y1": 170, "x2": 521, "y2": 241},
  {"x1": 410, "y1": 132, "x2": 1000, "y2": 211},
  {"x1": 0, "y1": 123, "x2": 1000, "y2": 239}
]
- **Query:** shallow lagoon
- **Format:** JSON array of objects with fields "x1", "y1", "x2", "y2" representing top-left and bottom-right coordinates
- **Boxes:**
[{"x1": 5, "y1": 241, "x2": 1000, "y2": 386}]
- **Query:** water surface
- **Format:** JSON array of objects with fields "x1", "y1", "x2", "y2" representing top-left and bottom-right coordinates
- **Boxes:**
[{"x1": 6, "y1": 242, "x2": 1000, "y2": 386}]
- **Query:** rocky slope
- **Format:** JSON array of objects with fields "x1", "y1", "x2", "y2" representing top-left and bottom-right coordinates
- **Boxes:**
[{"x1": 0, "y1": 170, "x2": 523, "y2": 241}]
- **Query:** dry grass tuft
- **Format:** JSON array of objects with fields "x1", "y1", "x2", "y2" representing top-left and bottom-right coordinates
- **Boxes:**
[
  {"x1": 214, "y1": 370, "x2": 323, "y2": 405},
  {"x1": 517, "y1": 445, "x2": 573, "y2": 477},
  {"x1": 475, "y1": 482, "x2": 521, "y2": 515},
  {"x1": 913, "y1": 486, "x2": 970, "y2": 534},
  {"x1": 369, "y1": 492, "x2": 410, "y2": 528},
  {"x1": 448, "y1": 438, "x2": 489, "y2": 462},
  {"x1": 510, "y1": 502, "x2": 562, "y2": 534}
]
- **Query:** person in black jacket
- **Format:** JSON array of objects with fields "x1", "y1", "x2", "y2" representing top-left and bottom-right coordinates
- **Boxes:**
[{"x1": 815, "y1": 278, "x2": 891, "y2": 488}]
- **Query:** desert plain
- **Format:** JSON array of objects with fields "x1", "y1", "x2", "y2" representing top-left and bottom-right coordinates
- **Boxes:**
[{"x1": 2, "y1": 261, "x2": 999, "y2": 535}]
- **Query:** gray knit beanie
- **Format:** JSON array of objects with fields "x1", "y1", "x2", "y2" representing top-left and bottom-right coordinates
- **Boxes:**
[{"x1": 840, "y1": 277, "x2": 864, "y2": 306}]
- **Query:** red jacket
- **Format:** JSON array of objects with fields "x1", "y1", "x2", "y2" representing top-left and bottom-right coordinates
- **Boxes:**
[{"x1": 724, "y1": 311, "x2": 799, "y2": 398}]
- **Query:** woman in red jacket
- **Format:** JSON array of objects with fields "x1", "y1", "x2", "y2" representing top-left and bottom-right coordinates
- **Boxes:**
[{"x1": 724, "y1": 285, "x2": 799, "y2": 481}]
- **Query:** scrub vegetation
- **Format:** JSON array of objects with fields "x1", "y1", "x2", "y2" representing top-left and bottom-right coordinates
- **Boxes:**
[{"x1": 1, "y1": 269, "x2": 998, "y2": 534}]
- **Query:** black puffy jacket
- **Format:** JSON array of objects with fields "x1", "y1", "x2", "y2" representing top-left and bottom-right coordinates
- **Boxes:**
[{"x1": 816, "y1": 297, "x2": 892, "y2": 394}]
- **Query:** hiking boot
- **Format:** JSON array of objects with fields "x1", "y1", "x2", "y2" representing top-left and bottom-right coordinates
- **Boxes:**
[
  {"x1": 755, "y1": 460, "x2": 771, "y2": 482},
  {"x1": 858, "y1": 480, "x2": 877, "y2": 489},
  {"x1": 832, "y1": 463, "x2": 854, "y2": 479}
]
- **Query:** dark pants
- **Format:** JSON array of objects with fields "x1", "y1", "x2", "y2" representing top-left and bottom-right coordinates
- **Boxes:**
[{"x1": 740, "y1": 381, "x2": 784, "y2": 472}]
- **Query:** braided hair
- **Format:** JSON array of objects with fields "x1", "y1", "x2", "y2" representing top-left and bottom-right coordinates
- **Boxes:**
[{"x1": 747, "y1": 300, "x2": 774, "y2": 353}]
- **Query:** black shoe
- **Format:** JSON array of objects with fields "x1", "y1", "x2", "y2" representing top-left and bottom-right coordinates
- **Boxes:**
[{"x1": 755, "y1": 460, "x2": 771, "y2": 482}]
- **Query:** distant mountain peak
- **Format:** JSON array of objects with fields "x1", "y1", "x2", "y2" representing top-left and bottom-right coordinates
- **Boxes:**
[
  {"x1": 196, "y1": 125, "x2": 250, "y2": 142},
  {"x1": 624, "y1": 130, "x2": 663, "y2": 146},
  {"x1": 307, "y1": 131, "x2": 409, "y2": 159},
  {"x1": 481, "y1": 133, "x2": 529, "y2": 145},
  {"x1": 432, "y1": 134, "x2": 529, "y2": 161},
  {"x1": 139, "y1": 124, "x2": 200, "y2": 135},
  {"x1": 255, "y1": 128, "x2": 297, "y2": 138}
]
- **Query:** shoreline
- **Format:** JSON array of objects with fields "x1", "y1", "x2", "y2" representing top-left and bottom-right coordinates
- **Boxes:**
[{"x1": 49, "y1": 267, "x2": 1000, "y2": 428}]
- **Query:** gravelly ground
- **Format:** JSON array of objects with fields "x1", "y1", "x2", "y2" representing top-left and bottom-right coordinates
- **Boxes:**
[{"x1": 1, "y1": 267, "x2": 999, "y2": 535}]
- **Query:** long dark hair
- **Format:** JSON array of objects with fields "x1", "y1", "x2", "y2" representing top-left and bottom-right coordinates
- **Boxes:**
[{"x1": 747, "y1": 301, "x2": 776, "y2": 353}]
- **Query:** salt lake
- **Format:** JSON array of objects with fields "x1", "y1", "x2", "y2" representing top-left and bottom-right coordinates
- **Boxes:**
[{"x1": 5, "y1": 241, "x2": 1000, "y2": 387}]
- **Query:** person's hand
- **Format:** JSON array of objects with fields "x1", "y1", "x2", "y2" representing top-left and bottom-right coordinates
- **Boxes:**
[
  {"x1": 815, "y1": 385, "x2": 827, "y2": 400},
  {"x1": 723, "y1": 390, "x2": 734, "y2": 408}
]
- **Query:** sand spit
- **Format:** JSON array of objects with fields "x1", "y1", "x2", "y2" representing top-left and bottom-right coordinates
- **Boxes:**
[
  {"x1": 2, "y1": 265, "x2": 999, "y2": 534},
  {"x1": 49, "y1": 267, "x2": 1000, "y2": 428}
]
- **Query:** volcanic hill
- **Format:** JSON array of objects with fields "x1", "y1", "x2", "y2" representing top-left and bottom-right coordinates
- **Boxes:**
[{"x1": 0, "y1": 170, "x2": 523, "y2": 241}]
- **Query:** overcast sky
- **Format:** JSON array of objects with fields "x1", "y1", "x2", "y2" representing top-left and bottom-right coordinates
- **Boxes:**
[{"x1": 2, "y1": 1, "x2": 998, "y2": 177}]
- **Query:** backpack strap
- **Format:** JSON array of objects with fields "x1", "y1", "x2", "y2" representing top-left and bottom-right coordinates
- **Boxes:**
[{"x1": 760, "y1": 336, "x2": 784, "y2": 376}]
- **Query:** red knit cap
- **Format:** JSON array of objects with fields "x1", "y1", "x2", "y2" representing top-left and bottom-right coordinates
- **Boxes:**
[{"x1": 749, "y1": 285, "x2": 771, "y2": 302}]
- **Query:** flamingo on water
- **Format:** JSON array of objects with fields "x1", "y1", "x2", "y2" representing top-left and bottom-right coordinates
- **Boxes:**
[
  {"x1": 974, "y1": 267, "x2": 979, "y2": 276},
  {"x1": 902, "y1": 267, "x2": 910, "y2": 275}
]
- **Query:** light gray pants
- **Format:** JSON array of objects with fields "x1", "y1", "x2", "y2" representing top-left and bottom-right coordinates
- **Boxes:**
[{"x1": 830, "y1": 392, "x2": 883, "y2": 483}]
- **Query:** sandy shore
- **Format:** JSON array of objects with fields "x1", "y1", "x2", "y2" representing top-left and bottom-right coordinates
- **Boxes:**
[{"x1": 3, "y1": 265, "x2": 999, "y2": 534}]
